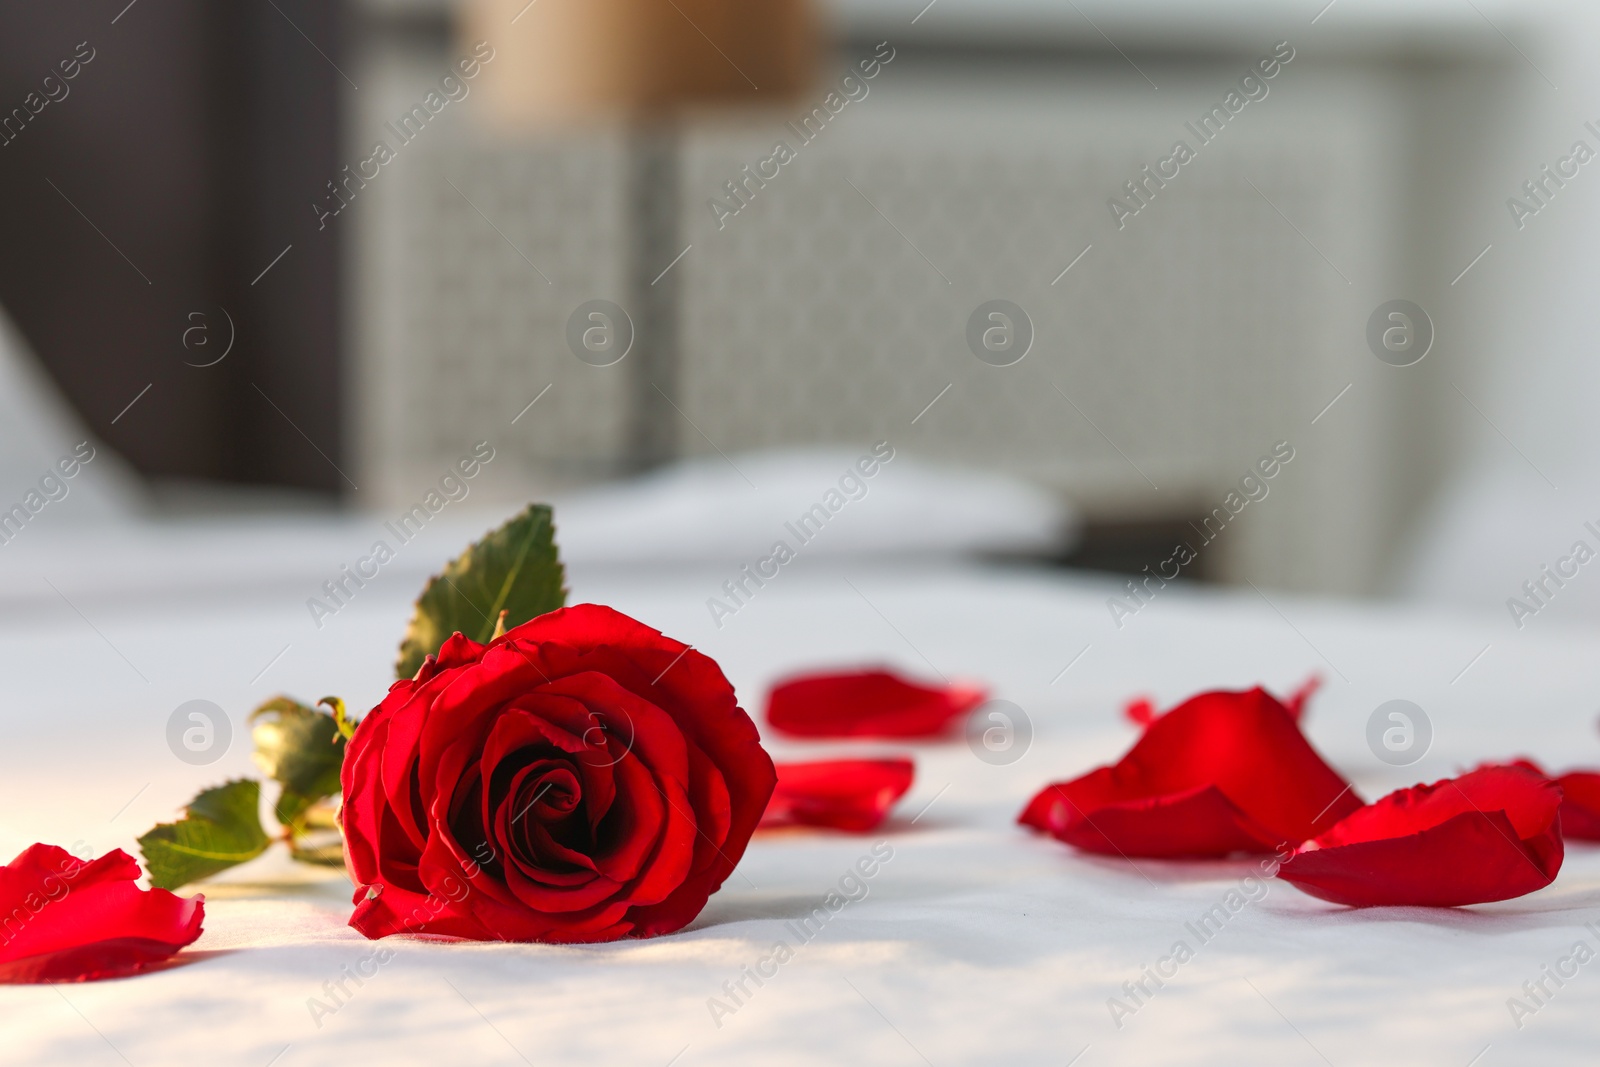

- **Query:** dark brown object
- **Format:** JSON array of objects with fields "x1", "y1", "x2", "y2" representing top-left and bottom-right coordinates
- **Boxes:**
[
  {"x1": 461, "y1": 0, "x2": 820, "y2": 125},
  {"x1": 0, "y1": 0, "x2": 345, "y2": 491}
]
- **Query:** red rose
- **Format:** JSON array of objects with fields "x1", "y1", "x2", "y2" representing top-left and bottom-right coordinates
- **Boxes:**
[
  {"x1": 766, "y1": 668, "x2": 987, "y2": 738},
  {"x1": 1277, "y1": 764, "x2": 1564, "y2": 907},
  {"x1": 340, "y1": 604, "x2": 776, "y2": 943},
  {"x1": 1019, "y1": 686, "x2": 1361, "y2": 858},
  {"x1": 760, "y1": 759, "x2": 916, "y2": 832},
  {"x1": 0, "y1": 844, "x2": 204, "y2": 983}
]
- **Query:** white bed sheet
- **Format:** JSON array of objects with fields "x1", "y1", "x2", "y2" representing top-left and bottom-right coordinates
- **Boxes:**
[{"x1": 1, "y1": 534, "x2": 1598, "y2": 1067}]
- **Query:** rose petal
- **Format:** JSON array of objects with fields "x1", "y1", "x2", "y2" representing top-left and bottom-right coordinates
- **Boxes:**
[
  {"x1": 1556, "y1": 772, "x2": 1600, "y2": 840},
  {"x1": 0, "y1": 845, "x2": 204, "y2": 984},
  {"x1": 761, "y1": 759, "x2": 916, "y2": 832},
  {"x1": 549, "y1": 635, "x2": 772, "y2": 886},
  {"x1": 1019, "y1": 686, "x2": 1360, "y2": 858},
  {"x1": 348, "y1": 880, "x2": 498, "y2": 941},
  {"x1": 766, "y1": 668, "x2": 988, "y2": 739},
  {"x1": 478, "y1": 694, "x2": 620, "y2": 830},
  {"x1": 1281, "y1": 674, "x2": 1323, "y2": 722},
  {"x1": 415, "y1": 641, "x2": 566, "y2": 813},
  {"x1": 496, "y1": 762, "x2": 592, "y2": 874},
  {"x1": 536, "y1": 671, "x2": 693, "y2": 803},
  {"x1": 528, "y1": 612, "x2": 773, "y2": 938},
  {"x1": 1020, "y1": 776, "x2": 1282, "y2": 858},
  {"x1": 339, "y1": 709, "x2": 393, "y2": 886},
  {"x1": 1491, "y1": 759, "x2": 1600, "y2": 843},
  {"x1": 507, "y1": 673, "x2": 699, "y2": 895},
  {"x1": 1277, "y1": 765, "x2": 1564, "y2": 907},
  {"x1": 605, "y1": 747, "x2": 698, "y2": 909}
]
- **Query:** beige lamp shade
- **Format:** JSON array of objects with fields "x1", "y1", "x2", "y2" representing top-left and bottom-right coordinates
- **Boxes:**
[{"x1": 460, "y1": 0, "x2": 822, "y2": 127}]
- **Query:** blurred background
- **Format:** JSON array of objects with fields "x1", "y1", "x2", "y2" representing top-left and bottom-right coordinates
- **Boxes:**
[{"x1": 1, "y1": 0, "x2": 1598, "y2": 620}]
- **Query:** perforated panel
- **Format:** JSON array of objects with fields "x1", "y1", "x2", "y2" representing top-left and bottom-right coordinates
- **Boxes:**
[
  {"x1": 355, "y1": 62, "x2": 1409, "y2": 590},
  {"x1": 673, "y1": 91, "x2": 1338, "y2": 510},
  {"x1": 362, "y1": 129, "x2": 633, "y2": 497}
]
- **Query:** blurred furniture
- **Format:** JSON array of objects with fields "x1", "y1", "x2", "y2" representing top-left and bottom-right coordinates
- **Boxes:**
[
  {"x1": 452, "y1": 0, "x2": 820, "y2": 470},
  {"x1": 0, "y1": 0, "x2": 345, "y2": 490},
  {"x1": 349, "y1": 1, "x2": 1511, "y2": 595},
  {"x1": 460, "y1": 0, "x2": 816, "y2": 124}
]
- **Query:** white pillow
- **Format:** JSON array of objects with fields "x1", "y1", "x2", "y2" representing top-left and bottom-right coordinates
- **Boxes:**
[
  {"x1": 552, "y1": 447, "x2": 1077, "y2": 564},
  {"x1": 1396, "y1": 461, "x2": 1600, "y2": 627}
]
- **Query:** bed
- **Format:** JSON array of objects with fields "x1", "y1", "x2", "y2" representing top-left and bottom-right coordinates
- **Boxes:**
[{"x1": 2, "y1": 513, "x2": 1595, "y2": 1065}]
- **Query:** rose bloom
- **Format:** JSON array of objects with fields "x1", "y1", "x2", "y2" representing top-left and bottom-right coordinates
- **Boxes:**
[{"x1": 341, "y1": 605, "x2": 776, "y2": 943}]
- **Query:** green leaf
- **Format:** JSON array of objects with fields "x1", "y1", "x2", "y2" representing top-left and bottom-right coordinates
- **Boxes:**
[
  {"x1": 249, "y1": 696, "x2": 347, "y2": 828},
  {"x1": 395, "y1": 503, "x2": 566, "y2": 679},
  {"x1": 138, "y1": 780, "x2": 271, "y2": 890}
]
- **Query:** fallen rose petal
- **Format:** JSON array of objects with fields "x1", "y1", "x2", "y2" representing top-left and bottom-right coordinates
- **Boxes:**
[
  {"x1": 1281, "y1": 674, "x2": 1323, "y2": 722},
  {"x1": 1122, "y1": 675, "x2": 1320, "y2": 728},
  {"x1": 760, "y1": 759, "x2": 915, "y2": 832},
  {"x1": 765, "y1": 669, "x2": 987, "y2": 739},
  {"x1": 1020, "y1": 685, "x2": 1360, "y2": 858},
  {"x1": 1020, "y1": 778, "x2": 1284, "y2": 858},
  {"x1": 0, "y1": 844, "x2": 204, "y2": 983},
  {"x1": 1555, "y1": 772, "x2": 1600, "y2": 840},
  {"x1": 1482, "y1": 758, "x2": 1600, "y2": 843},
  {"x1": 1277, "y1": 764, "x2": 1564, "y2": 907}
]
